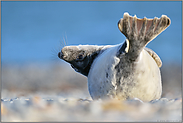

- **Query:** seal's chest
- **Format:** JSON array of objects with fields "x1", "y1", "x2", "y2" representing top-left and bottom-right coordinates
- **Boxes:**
[{"x1": 87, "y1": 45, "x2": 120, "y2": 100}]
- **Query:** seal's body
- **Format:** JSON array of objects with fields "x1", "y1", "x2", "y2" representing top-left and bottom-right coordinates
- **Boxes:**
[
  {"x1": 88, "y1": 45, "x2": 162, "y2": 101},
  {"x1": 58, "y1": 12, "x2": 170, "y2": 101}
]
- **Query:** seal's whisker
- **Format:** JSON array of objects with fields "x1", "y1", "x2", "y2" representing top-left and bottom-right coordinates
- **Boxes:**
[
  {"x1": 51, "y1": 37, "x2": 65, "y2": 61},
  {"x1": 50, "y1": 46, "x2": 60, "y2": 61},
  {"x1": 59, "y1": 33, "x2": 68, "y2": 48},
  {"x1": 59, "y1": 37, "x2": 65, "y2": 48},
  {"x1": 63, "y1": 37, "x2": 67, "y2": 47},
  {"x1": 65, "y1": 32, "x2": 68, "y2": 46}
]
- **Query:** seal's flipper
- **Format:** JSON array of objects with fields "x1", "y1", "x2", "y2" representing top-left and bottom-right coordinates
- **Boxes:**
[
  {"x1": 118, "y1": 12, "x2": 170, "y2": 60},
  {"x1": 144, "y1": 47, "x2": 162, "y2": 68}
]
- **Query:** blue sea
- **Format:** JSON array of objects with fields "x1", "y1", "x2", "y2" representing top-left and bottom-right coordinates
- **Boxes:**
[{"x1": 1, "y1": 1, "x2": 182, "y2": 65}]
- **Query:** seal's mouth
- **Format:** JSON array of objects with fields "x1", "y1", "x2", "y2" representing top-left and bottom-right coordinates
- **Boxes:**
[
  {"x1": 58, "y1": 51, "x2": 68, "y2": 61},
  {"x1": 58, "y1": 51, "x2": 71, "y2": 63},
  {"x1": 71, "y1": 64, "x2": 79, "y2": 72},
  {"x1": 58, "y1": 52, "x2": 63, "y2": 59}
]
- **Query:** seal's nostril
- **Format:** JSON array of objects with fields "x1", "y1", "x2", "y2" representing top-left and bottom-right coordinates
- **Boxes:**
[{"x1": 58, "y1": 52, "x2": 61, "y2": 58}]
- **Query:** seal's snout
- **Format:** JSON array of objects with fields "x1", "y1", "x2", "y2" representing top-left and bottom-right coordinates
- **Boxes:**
[
  {"x1": 58, "y1": 46, "x2": 72, "y2": 61},
  {"x1": 58, "y1": 52, "x2": 64, "y2": 59}
]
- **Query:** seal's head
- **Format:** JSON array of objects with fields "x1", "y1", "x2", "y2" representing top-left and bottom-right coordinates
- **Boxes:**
[{"x1": 58, "y1": 45, "x2": 110, "y2": 76}]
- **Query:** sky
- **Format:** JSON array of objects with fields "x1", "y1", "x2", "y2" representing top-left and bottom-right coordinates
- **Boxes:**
[{"x1": 1, "y1": 1, "x2": 182, "y2": 65}]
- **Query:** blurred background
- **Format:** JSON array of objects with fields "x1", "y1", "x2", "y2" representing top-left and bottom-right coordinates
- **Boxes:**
[{"x1": 1, "y1": 1, "x2": 182, "y2": 99}]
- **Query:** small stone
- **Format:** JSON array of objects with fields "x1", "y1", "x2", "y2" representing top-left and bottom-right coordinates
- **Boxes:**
[
  {"x1": 159, "y1": 98, "x2": 169, "y2": 103},
  {"x1": 2, "y1": 98, "x2": 9, "y2": 102},
  {"x1": 77, "y1": 98, "x2": 92, "y2": 103},
  {"x1": 46, "y1": 99, "x2": 54, "y2": 105},
  {"x1": 9, "y1": 99, "x2": 14, "y2": 103},
  {"x1": 14, "y1": 97, "x2": 19, "y2": 100},
  {"x1": 168, "y1": 99, "x2": 175, "y2": 103},
  {"x1": 9, "y1": 99, "x2": 13, "y2": 101},
  {"x1": 174, "y1": 98, "x2": 182, "y2": 102},
  {"x1": 125, "y1": 98, "x2": 144, "y2": 105},
  {"x1": 150, "y1": 99, "x2": 159, "y2": 104}
]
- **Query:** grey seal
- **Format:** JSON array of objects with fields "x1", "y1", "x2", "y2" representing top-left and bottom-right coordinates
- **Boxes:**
[{"x1": 58, "y1": 12, "x2": 170, "y2": 101}]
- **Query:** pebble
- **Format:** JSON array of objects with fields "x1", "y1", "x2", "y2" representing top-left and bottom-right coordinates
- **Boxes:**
[{"x1": 1, "y1": 96, "x2": 182, "y2": 122}]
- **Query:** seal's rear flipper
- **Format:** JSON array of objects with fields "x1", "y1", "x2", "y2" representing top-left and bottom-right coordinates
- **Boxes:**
[
  {"x1": 118, "y1": 12, "x2": 170, "y2": 60},
  {"x1": 144, "y1": 47, "x2": 162, "y2": 68}
]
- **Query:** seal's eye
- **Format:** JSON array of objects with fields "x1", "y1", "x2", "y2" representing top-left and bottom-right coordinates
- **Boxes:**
[{"x1": 76, "y1": 54, "x2": 84, "y2": 61}]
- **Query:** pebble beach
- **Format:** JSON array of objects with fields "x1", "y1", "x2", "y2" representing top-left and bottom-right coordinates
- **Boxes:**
[
  {"x1": 1, "y1": 95, "x2": 182, "y2": 122},
  {"x1": 1, "y1": 1, "x2": 182, "y2": 122},
  {"x1": 1, "y1": 62, "x2": 182, "y2": 122}
]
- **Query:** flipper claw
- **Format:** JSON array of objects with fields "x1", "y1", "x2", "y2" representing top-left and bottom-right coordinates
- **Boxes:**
[{"x1": 118, "y1": 12, "x2": 171, "y2": 60}]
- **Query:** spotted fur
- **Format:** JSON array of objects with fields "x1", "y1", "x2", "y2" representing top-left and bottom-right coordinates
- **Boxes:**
[{"x1": 58, "y1": 12, "x2": 170, "y2": 101}]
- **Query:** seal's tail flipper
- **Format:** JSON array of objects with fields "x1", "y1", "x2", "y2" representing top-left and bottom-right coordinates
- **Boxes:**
[{"x1": 118, "y1": 12, "x2": 170, "y2": 60}]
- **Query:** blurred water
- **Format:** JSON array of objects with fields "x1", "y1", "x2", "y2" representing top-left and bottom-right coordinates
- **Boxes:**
[{"x1": 1, "y1": 1, "x2": 182, "y2": 65}]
